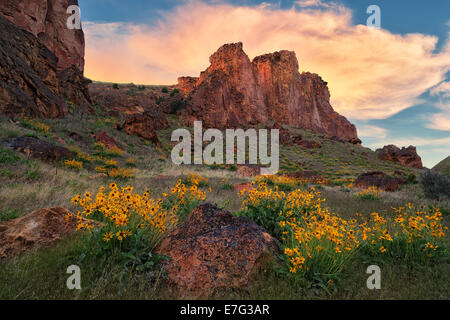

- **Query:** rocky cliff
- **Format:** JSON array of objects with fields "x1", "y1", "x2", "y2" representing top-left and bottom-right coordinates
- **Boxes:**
[
  {"x1": 0, "y1": 0, "x2": 90, "y2": 114},
  {"x1": 178, "y1": 42, "x2": 358, "y2": 141},
  {"x1": 0, "y1": 15, "x2": 66, "y2": 117}
]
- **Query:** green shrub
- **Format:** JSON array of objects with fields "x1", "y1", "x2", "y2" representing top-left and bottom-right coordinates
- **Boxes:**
[
  {"x1": 406, "y1": 173, "x2": 418, "y2": 185},
  {"x1": 161, "y1": 87, "x2": 169, "y2": 93},
  {"x1": 112, "y1": 84, "x2": 119, "y2": 89},
  {"x1": 420, "y1": 170, "x2": 450, "y2": 200}
]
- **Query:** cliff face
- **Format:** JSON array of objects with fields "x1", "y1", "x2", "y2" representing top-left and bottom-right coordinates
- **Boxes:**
[
  {"x1": 0, "y1": 15, "x2": 66, "y2": 118},
  {"x1": 0, "y1": 0, "x2": 90, "y2": 114},
  {"x1": 178, "y1": 42, "x2": 358, "y2": 141},
  {"x1": 0, "y1": 0, "x2": 85, "y2": 72}
]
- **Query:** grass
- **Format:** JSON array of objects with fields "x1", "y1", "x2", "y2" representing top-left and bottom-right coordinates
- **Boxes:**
[{"x1": 0, "y1": 115, "x2": 449, "y2": 300}]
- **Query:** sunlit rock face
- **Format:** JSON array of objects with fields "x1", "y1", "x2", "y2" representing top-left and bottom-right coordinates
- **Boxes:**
[{"x1": 178, "y1": 42, "x2": 358, "y2": 141}]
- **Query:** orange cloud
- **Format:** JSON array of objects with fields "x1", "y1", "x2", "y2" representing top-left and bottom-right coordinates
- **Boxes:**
[{"x1": 83, "y1": 1, "x2": 450, "y2": 120}]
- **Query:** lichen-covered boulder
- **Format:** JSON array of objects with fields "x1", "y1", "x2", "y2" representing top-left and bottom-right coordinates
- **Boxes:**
[{"x1": 155, "y1": 203, "x2": 277, "y2": 297}]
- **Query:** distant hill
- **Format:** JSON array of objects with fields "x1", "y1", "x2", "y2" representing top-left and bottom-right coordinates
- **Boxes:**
[{"x1": 433, "y1": 156, "x2": 450, "y2": 176}]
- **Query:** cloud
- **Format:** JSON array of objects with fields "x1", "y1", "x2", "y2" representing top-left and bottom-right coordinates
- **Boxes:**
[
  {"x1": 427, "y1": 110, "x2": 450, "y2": 131},
  {"x1": 430, "y1": 81, "x2": 450, "y2": 98},
  {"x1": 357, "y1": 125, "x2": 388, "y2": 139},
  {"x1": 294, "y1": 0, "x2": 336, "y2": 8},
  {"x1": 83, "y1": 0, "x2": 450, "y2": 120}
]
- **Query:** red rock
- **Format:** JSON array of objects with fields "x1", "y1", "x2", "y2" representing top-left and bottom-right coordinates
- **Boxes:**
[
  {"x1": 0, "y1": 0, "x2": 90, "y2": 114},
  {"x1": 377, "y1": 145, "x2": 423, "y2": 169},
  {"x1": 179, "y1": 42, "x2": 358, "y2": 141},
  {"x1": 116, "y1": 111, "x2": 168, "y2": 145},
  {"x1": 0, "y1": 15, "x2": 66, "y2": 118},
  {"x1": 0, "y1": 0, "x2": 84, "y2": 72},
  {"x1": 5, "y1": 136, "x2": 72, "y2": 162},
  {"x1": 0, "y1": 207, "x2": 79, "y2": 258},
  {"x1": 354, "y1": 171, "x2": 406, "y2": 192},
  {"x1": 95, "y1": 130, "x2": 118, "y2": 149},
  {"x1": 155, "y1": 204, "x2": 276, "y2": 297}
]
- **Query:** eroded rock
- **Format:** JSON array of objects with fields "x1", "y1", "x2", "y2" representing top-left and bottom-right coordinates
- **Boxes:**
[{"x1": 155, "y1": 203, "x2": 277, "y2": 297}]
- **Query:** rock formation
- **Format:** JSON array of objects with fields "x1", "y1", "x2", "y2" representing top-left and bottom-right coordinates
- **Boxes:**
[
  {"x1": 116, "y1": 111, "x2": 169, "y2": 146},
  {"x1": 0, "y1": 0, "x2": 90, "y2": 113},
  {"x1": 4, "y1": 136, "x2": 72, "y2": 162},
  {"x1": 354, "y1": 171, "x2": 406, "y2": 192},
  {"x1": 0, "y1": 207, "x2": 78, "y2": 258},
  {"x1": 178, "y1": 42, "x2": 358, "y2": 141},
  {"x1": 0, "y1": 15, "x2": 66, "y2": 117},
  {"x1": 377, "y1": 145, "x2": 423, "y2": 169},
  {"x1": 155, "y1": 203, "x2": 276, "y2": 297}
]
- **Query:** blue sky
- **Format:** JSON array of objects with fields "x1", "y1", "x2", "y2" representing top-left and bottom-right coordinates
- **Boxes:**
[{"x1": 79, "y1": 0, "x2": 450, "y2": 167}]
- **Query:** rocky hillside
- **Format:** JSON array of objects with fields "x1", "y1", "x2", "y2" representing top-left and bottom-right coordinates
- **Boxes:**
[
  {"x1": 0, "y1": 0, "x2": 90, "y2": 113},
  {"x1": 433, "y1": 156, "x2": 450, "y2": 176},
  {"x1": 178, "y1": 42, "x2": 358, "y2": 141}
]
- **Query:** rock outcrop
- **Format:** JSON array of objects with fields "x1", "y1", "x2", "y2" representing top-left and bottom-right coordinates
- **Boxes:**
[
  {"x1": 0, "y1": 15, "x2": 66, "y2": 118},
  {"x1": 0, "y1": 0, "x2": 90, "y2": 113},
  {"x1": 116, "y1": 111, "x2": 169, "y2": 146},
  {"x1": 178, "y1": 42, "x2": 358, "y2": 141},
  {"x1": 4, "y1": 136, "x2": 72, "y2": 162},
  {"x1": 156, "y1": 203, "x2": 276, "y2": 297},
  {"x1": 0, "y1": 207, "x2": 77, "y2": 258},
  {"x1": 354, "y1": 171, "x2": 406, "y2": 192},
  {"x1": 377, "y1": 145, "x2": 423, "y2": 169}
]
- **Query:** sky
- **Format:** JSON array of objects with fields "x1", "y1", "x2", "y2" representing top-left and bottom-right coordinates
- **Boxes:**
[{"x1": 78, "y1": 0, "x2": 450, "y2": 168}]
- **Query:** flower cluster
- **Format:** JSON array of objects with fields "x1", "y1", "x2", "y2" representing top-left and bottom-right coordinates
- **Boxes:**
[
  {"x1": 356, "y1": 186, "x2": 381, "y2": 200},
  {"x1": 64, "y1": 159, "x2": 83, "y2": 170},
  {"x1": 240, "y1": 180, "x2": 447, "y2": 277},
  {"x1": 21, "y1": 118, "x2": 50, "y2": 134}
]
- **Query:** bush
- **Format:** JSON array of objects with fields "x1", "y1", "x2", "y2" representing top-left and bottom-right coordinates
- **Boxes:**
[
  {"x1": 161, "y1": 87, "x2": 169, "y2": 93},
  {"x1": 420, "y1": 170, "x2": 450, "y2": 200},
  {"x1": 0, "y1": 208, "x2": 19, "y2": 222},
  {"x1": 112, "y1": 84, "x2": 119, "y2": 89}
]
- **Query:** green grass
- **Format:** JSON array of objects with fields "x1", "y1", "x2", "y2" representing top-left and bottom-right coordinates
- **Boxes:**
[{"x1": 0, "y1": 116, "x2": 449, "y2": 300}]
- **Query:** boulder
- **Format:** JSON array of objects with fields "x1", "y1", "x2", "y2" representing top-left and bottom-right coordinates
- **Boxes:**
[
  {"x1": 116, "y1": 111, "x2": 168, "y2": 145},
  {"x1": 354, "y1": 171, "x2": 406, "y2": 192},
  {"x1": 155, "y1": 204, "x2": 277, "y2": 297},
  {"x1": 377, "y1": 145, "x2": 423, "y2": 169},
  {"x1": 95, "y1": 130, "x2": 118, "y2": 149},
  {"x1": 4, "y1": 136, "x2": 72, "y2": 162},
  {"x1": 179, "y1": 42, "x2": 358, "y2": 141},
  {"x1": 0, "y1": 207, "x2": 78, "y2": 258}
]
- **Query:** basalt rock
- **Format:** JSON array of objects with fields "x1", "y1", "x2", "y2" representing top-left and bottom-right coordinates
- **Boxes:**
[
  {"x1": 377, "y1": 145, "x2": 423, "y2": 169},
  {"x1": 155, "y1": 204, "x2": 276, "y2": 297},
  {"x1": 178, "y1": 42, "x2": 358, "y2": 141},
  {"x1": 354, "y1": 171, "x2": 406, "y2": 192},
  {"x1": 95, "y1": 130, "x2": 118, "y2": 149},
  {"x1": 0, "y1": 207, "x2": 78, "y2": 258},
  {"x1": 0, "y1": 15, "x2": 66, "y2": 118},
  {"x1": 116, "y1": 111, "x2": 168, "y2": 146},
  {"x1": 0, "y1": 0, "x2": 90, "y2": 113},
  {"x1": 4, "y1": 136, "x2": 72, "y2": 162}
]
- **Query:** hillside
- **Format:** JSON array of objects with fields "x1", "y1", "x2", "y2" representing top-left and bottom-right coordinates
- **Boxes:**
[{"x1": 433, "y1": 156, "x2": 450, "y2": 176}]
